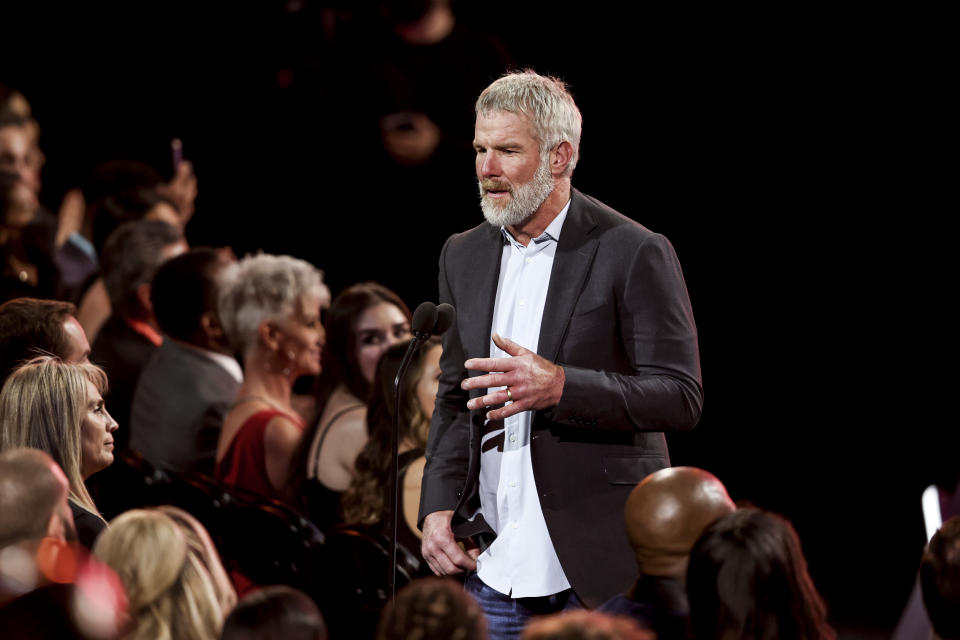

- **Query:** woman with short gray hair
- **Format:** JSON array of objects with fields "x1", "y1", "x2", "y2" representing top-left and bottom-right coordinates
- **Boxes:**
[{"x1": 215, "y1": 253, "x2": 330, "y2": 503}]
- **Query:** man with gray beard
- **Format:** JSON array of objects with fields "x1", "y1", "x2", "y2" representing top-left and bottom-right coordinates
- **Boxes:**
[{"x1": 418, "y1": 71, "x2": 703, "y2": 640}]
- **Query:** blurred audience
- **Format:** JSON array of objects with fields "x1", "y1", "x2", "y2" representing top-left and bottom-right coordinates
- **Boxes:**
[
  {"x1": 921, "y1": 516, "x2": 960, "y2": 640},
  {"x1": 341, "y1": 337, "x2": 440, "y2": 567},
  {"x1": 130, "y1": 248, "x2": 239, "y2": 475},
  {"x1": 221, "y1": 584, "x2": 326, "y2": 640},
  {"x1": 215, "y1": 253, "x2": 329, "y2": 503},
  {"x1": 0, "y1": 296, "x2": 90, "y2": 388},
  {"x1": 686, "y1": 507, "x2": 835, "y2": 640},
  {"x1": 0, "y1": 169, "x2": 58, "y2": 300},
  {"x1": 154, "y1": 505, "x2": 238, "y2": 615},
  {"x1": 0, "y1": 111, "x2": 41, "y2": 194},
  {"x1": 94, "y1": 507, "x2": 236, "y2": 640},
  {"x1": 0, "y1": 448, "x2": 125, "y2": 639},
  {"x1": 0, "y1": 447, "x2": 76, "y2": 602},
  {"x1": 0, "y1": 356, "x2": 118, "y2": 548},
  {"x1": 598, "y1": 466, "x2": 735, "y2": 639},
  {"x1": 76, "y1": 158, "x2": 198, "y2": 340},
  {"x1": 376, "y1": 576, "x2": 486, "y2": 640},
  {"x1": 89, "y1": 219, "x2": 186, "y2": 445},
  {"x1": 521, "y1": 610, "x2": 652, "y2": 640},
  {"x1": 1, "y1": 92, "x2": 94, "y2": 303},
  {"x1": 294, "y1": 281, "x2": 410, "y2": 529}
]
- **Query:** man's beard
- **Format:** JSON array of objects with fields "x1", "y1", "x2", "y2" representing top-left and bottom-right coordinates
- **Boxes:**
[{"x1": 478, "y1": 155, "x2": 554, "y2": 228}]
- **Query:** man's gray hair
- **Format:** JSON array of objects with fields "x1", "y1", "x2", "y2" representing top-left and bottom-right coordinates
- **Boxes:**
[
  {"x1": 217, "y1": 253, "x2": 329, "y2": 355},
  {"x1": 101, "y1": 220, "x2": 184, "y2": 318},
  {"x1": 476, "y1": 70, "x2": 582, "y2": 177}
]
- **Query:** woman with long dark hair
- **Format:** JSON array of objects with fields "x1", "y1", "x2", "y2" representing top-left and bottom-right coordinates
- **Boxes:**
[
  {"x1": 340, "y1": 337, "x2": 441, "y2": 555},
  {"x1": 686, "y1": 507, "x2": 835, "y2": 640},
  {"x1": 291, "y1": 282, "x2": 411, "y2": 529}
]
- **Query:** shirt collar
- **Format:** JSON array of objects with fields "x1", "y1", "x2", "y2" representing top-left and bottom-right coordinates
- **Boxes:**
[
  {"x1": 172, "y1": 339, "x2": 244, "y2": 383},
  {"x1": 499, "y1": 199, "x2": 571, "y2": 247}
]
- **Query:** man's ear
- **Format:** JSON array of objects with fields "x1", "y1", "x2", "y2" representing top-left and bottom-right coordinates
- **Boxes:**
[
  {"x1": 200, "y1": 311, "x2": 226, "y2": 348},
  {"x1": 136, "y1": 283, "x2": 153, "y2": 317},
  {"x1": 551, "y1": 141, "x2": 574, "y2": 177}
]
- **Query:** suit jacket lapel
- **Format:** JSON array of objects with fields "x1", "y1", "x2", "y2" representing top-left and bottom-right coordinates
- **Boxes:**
[
  {"x1": 459, "y1": 223, "x2": 504, "y2": 361},
  {"x1": 539, "y1": 189, "x2": 600, "y2": 362}
]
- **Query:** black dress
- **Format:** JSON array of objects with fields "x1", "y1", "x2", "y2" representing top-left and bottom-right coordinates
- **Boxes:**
[{"x1": 69, "y1": 500, "x2": 106, "y2": 550}]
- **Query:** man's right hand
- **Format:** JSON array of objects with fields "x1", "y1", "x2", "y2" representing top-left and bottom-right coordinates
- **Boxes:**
[{"x1": 421, "y1": 510, "x2": 478, "y2": 576}]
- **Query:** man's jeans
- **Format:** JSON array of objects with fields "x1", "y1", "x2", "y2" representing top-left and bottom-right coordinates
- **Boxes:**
[{"x1": 464, "y1": 572, "x2": 583, "y2": 640}]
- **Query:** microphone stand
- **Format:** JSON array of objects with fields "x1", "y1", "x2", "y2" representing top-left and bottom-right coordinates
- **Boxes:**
[
  {"x1": 388, "y1": 331, "x2": 431, "y2": 602},
  {"x1": 387, "y1": 301, "x2": 437, "y2": 602}
]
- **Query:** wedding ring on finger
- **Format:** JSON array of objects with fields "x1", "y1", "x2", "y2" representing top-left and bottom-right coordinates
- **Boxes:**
[{"x1": 506, "y1": 388, "x2": 513, "y2": 402}]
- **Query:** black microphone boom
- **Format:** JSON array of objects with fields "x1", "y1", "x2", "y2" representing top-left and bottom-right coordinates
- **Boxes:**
[{"x1": 387, "y1": 301, "x2": 455, "y2": 602}]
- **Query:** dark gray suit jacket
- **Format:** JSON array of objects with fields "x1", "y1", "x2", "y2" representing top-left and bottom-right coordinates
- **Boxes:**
[
  {"x1": 419, "y1": 188, "x2": 703, "y2": 607},
  {"x1": 129, "y1": 340, "x2": 240, "y2": 475}
]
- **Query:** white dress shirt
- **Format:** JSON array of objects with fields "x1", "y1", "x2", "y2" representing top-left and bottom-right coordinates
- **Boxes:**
[{"x1": 476, "y1": 201, "x2": 571, "y2": 598}]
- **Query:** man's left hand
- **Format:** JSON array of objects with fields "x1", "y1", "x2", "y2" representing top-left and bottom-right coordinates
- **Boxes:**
[{"x1": 462, "y1": 333, "x2": 565, "y2": 421}]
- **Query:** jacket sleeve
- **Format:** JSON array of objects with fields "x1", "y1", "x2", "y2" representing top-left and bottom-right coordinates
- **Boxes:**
[
  {"x1": 418, "y1": 237, "x2": 472, "y2": 527},
  {"x1": 545, "y1": 232, "x2": 703, "y2": 432}
]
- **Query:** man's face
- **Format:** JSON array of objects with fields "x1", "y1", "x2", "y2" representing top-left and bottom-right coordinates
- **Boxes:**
[
  {"x1": 474, "y1": 111, "x2": 555, "y2": 228},
  {"x1": 60, "y1": 316, "x2": 91, "y2": 363},
  {"x1": 0, "y1": 125, "x2": 40, "y2": 193}
]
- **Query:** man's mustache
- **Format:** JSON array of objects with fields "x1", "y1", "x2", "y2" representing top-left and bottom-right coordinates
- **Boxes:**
[{"x1": 480, "y1": 180, "x2": 512, "y2": 194}]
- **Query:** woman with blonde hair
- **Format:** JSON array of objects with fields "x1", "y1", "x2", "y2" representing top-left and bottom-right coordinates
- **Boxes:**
[
  {"x1": 93, "y1": 507, "x2": 236, "y2": 640},
  {"x1": 0, "y1": 355, "x2": 118, "y2": 548}
]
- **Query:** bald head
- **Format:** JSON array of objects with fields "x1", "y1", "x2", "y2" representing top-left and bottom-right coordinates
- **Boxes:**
[
  {"x1": 0, "y1": 448, "x2": 74, "y2": 548},
  {"x1": 625, "y1": 467, "x2": 735, "y2": 581}
]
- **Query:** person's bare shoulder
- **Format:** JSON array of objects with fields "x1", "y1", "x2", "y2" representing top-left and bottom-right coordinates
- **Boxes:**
[{"x1": 326, "y1": 407, "x2": 368, "y2": 467}]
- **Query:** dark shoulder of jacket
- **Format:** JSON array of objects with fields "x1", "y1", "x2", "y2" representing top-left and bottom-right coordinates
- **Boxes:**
[{"x1": 573, "y1": 189, "x2": 656, "y2": 245}]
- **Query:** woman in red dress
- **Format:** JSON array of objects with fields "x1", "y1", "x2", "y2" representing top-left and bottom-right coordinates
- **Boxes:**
[{"x1": 214, "y1": 253, "x2": 330, "y2": 503}]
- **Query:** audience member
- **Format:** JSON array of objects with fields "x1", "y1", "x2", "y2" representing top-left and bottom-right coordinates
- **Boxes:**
[
  {"x1": 215, "y1": 253, "x2": 330, "y2": 503},
  {"x1": 0, "y1": 111, "x2": 41, "y2": 194},
  {"x1": 77, "y1": 185, "x2": 194, "y2": 341},
  {"x1": 0, "y1": 296, "x2": 90, "y2": 389},
  {"x1": 0, "y1": 448, "x2": 76, "y2": 601},
  {"x1": 221, "y1": 584, "x2": 326, "y2": 640},
  {"x1": 130, "y1": 248, "x2": 240, "y2": 474},
  {"x1": 0, "y1": 447, "x2": 125, "y2": 639},
  {"x1": 93, "y1": 507, "x2": 236, "y2": 640},
  {"x1": 90, "y1": 219, "x2": 186, "y2": 444},
  {"x1": 154, "y1": 506, "x2": 238, "y2": 615},
  {"x1": 376, "y1": 576, "x2": 487, "y2": 640},
  {"x1": 521, "y1": 610, "x2": 652, "y2": 640},
  {"x1": 0, "y1": 356, "x2": 118, "y2": 548},
  {"x1": 686, "y1": 507, "x2": 835, "y2": 640},
  {"x1": 598, "y1": 466, "x2": 735, "y2": 639},
  {"x1": 341, "y1": 337, "x2": 441, "y2": 567},
  {"x1": 295, "y1": 281, "x2": 410, "y2": 528},
  {"x1": 920, "y1": 516, "x2": 960, "y2": 640},
  {"x1": 0, "y1": 169, "x2": 58, "y2": 300},
  {"x1": 71, "y1": 159, "x2": 187, "y2": 313},
  {"x1": 0, "y1": 107, "x2": 90, "y2": 302}
]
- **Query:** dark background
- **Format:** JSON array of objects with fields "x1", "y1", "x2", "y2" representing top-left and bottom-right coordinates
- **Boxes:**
[{"x1": 3, "y1": 3, "x2": 949, "y2": 635}]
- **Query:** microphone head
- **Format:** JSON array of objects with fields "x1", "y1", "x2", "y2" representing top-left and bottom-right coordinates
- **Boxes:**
[
  {"x1": 411, "y1": 301, "x2": 438, "y2": 336},
  {"x1": 433, "y1": 303, "x2": 455, "y2": 335}
]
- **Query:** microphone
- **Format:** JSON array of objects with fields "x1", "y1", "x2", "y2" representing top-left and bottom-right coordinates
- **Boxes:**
[
  {"x1": 433, "y1": 303, "x2": 455, "y2": 336},
  {"x1": 388, "y1": 300, "x2": 453, "y2": 602},
  {"x1": 411, "y1": 301, "x2": 439, "y2": 340}
]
